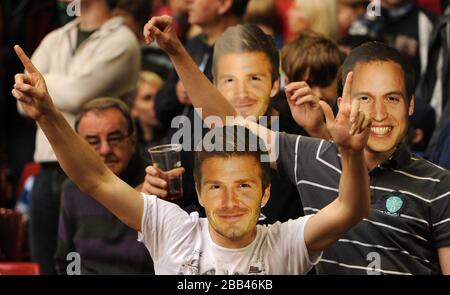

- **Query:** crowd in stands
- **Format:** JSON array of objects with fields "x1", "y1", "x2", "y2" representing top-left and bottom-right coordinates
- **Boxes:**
[{"x1": 1, "y1": 0, "x2": 450, "y2": 275}]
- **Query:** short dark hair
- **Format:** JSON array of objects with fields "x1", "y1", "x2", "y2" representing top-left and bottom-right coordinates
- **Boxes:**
[
  {"x1": 341, "y1": 41, "x2": 415, "y2": 102},
  {"x1": 75, "y1": 97, "x2": 136, "y2": 135},
  {"x1": 281, "y1": 31, "x2": 343, "y2": 87},
  {"x1": 212, "y1": 24, "x2": 280, "y2": 84},
  {"x1": 230, "y1": 0, "x2": 250, "y2": 18},
  {"x1": 193, "y1": 125, "x2": 271, "y2": 192}
]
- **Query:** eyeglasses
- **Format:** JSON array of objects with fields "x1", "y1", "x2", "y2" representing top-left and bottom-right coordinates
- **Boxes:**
[{"x1": 85, "y1": 132, "x2": 130, "y2": 150}]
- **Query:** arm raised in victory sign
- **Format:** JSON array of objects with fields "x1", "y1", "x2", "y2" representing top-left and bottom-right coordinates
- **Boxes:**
[
  {"x1": 11, "y1": 45, "x2": 143, "y2": 232},
  {"x1": 303, "y1": 73, "x2": 372, "y2": 256}
]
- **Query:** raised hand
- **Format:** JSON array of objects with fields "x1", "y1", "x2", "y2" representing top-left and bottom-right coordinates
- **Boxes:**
[
  {"x1": 285, "y1": 80, "x2": 325, "y2": 131},
  {"x1": 143, "y1": 15, "x2": 182, "y2": 55},
  {"x1": 319, "y1": 72, "x2": 371, "y2": 152},
  {"x1": 285, "y1": 80, "x2": 331, "y2": 139},
  {"x1": 142, "y1": 165, "x2": 185, "y2": 198},
  {"x1": 11, "y1": 45, "x2": 54, "y2": 121}
]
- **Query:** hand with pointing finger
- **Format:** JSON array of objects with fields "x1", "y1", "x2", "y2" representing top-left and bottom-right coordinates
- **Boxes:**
[
  {"x1": 319, "y1": 72, "x2": 371, "y2": 152},
  {"x1": 11, "y1": 45, "x2": 55, "y2": 122}
]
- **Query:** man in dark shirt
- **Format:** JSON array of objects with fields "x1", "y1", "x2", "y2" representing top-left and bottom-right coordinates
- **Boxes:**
[{"x1": 55, "y1": 98, "x2": 153, "y2": 275}]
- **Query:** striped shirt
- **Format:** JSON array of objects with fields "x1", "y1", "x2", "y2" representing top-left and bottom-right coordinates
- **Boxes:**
[{"x1": 277, "y1": 132, "x2": 450, "y2": 274}]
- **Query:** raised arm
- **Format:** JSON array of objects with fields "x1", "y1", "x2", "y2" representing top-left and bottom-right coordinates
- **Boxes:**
[
  {"x1": 144, "y1": 15, "x2": 236, "y2": 121},
  {"x1": 143, "y1": 16, "x2": 279, "y2": 165},
  {"x1": 11, "y1": 45, "x2": 143, "y2": 231},
  {"x1": 304, "y1": 73, "x2": 372, "y2": 256}
]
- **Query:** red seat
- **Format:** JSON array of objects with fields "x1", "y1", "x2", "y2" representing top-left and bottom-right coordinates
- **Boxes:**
[{"x1": 0, "y1": 262, "x2": 40, "y2": 275}]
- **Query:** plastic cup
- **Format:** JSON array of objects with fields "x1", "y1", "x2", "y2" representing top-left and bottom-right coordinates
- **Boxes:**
[{"x1": 148, "y1": 144, "x2": 183, "y2": 200}]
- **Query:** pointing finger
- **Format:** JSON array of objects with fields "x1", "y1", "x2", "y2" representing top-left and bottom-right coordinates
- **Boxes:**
[
  {"x1": 342, "y1": 72, "x2": 353, "y2": 107},
  {"x1": 14, "y1": 45, "x2": 38, "y2": 74}
]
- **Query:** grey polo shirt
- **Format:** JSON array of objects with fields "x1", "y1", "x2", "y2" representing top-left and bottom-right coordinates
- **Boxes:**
[{"x1": 277, "y1": 132, "x2": 450, "y2": 274}]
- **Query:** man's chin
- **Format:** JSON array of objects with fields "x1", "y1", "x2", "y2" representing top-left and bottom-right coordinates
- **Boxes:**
[
  {"x1": 222, "y1": 228, "x2": 245, "y2": 241},
  {"x1": 366, "y1": 141, "x2": 397, "y2": 154},
  {"x1": 235, "y1": 110, "x2": 262, "y2": 120}
]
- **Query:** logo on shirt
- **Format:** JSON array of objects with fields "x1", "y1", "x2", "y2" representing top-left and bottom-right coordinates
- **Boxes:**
[
  {"x1": 248, "y1": 263, "x2": 265, "y2": 274},
  {"x1": 385, "y1": 194, "x2": 405, "y2": 215}
]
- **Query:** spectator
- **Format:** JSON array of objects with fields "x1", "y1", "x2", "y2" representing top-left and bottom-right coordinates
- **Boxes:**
[
  {"x1": 153, "y1": 0, "x2": 250, "y2": 214},
  {"x1": 243, "y1": 0, "x2": 283, "y2": 47},
  {"x1": 11, "y1": 50, "x2": 372, "y2": 272},
  {"x1": 282, "y1": 32, "x2": 344, "y2": 110},
  {"x1": 113, "y1": 0, "x2": 152, "y2": 43},
  {"x1": 55, "y1": 98, "x2": 153, "y2": 275},
  {"x1": 287, "y1": 0, "x2": 339, "y2": 40},
  {"x1": 147, "y1": 15, "x2": 450, "y2": 274},
  {"x1": 1, "y1": 0, "x2": 60, "y2": 206},
  {"x1": 132, "y1": 71, "x2": 167, "y2": 162},
  {"x1": 143, "y1": 24, "x2": 306, "y2": 225},
  {"x1": 155, "y1": 0, "x2": 250, "y2": 129},
  {"x1": 18, "y1": 0, "x2": 140, "y2": 274},
  {"x1": 338, "y1": 0, "x2": 369, "y2": 37},
  {"x1": 416, "y1": 6, "x2": 450, "y2": 159},
  {"x1": 405, "y1": 98, "x2": 436, "y2": 156},
  {"x1": 349, "y1": 0, "x2": 437, "y2": 82},
  {"x1": 429, "y1": 121, "x2": 450, "y2": 170}
]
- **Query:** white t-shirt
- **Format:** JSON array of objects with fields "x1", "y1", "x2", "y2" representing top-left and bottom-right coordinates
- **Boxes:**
[{"x1": 138, "y1": 194, "x2": 321, "y2": 275}]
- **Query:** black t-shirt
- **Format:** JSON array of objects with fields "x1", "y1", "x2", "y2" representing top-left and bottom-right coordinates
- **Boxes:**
[{"x1": 76, "y1": 27, "x2": 96, "y2": 51}]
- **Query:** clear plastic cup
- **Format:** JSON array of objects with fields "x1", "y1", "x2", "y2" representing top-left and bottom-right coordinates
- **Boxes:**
[{"x1": 148, "y1": 144, "x2": 183, "y2": 200}]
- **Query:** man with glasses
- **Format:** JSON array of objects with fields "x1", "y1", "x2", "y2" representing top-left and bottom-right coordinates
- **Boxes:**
[{"x1": 54, "y1": 98, "x2": 154, "y2": 274}]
